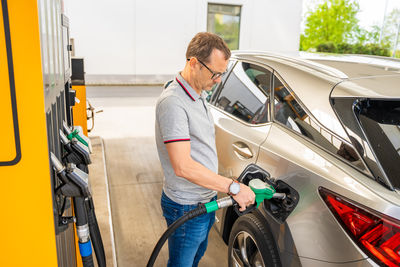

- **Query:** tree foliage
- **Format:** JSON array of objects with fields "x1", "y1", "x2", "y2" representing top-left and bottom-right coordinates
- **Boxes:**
[
  {"x1": 316, "y1": 42, "x2": 390, "y2": 56},
  {"x1": 301, "y1": 0, "x2": 360, "y2": 51},
  {"x1": 353, "y1": 25, "x2": 380, "y2": 45},
  {"x1": 300, "y1": 0, "x2": 398, "y2": 57},
  {"x1": 381, "y1": 8, "x2": 400, "y2": 50},
  {"x1": 354, "y1": 9, "x2": 400, "y2": 47}
]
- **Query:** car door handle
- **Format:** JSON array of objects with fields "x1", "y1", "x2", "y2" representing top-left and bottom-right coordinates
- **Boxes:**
[{"x1": 232, "y1": 142, "x2": 253, "y2": 159}]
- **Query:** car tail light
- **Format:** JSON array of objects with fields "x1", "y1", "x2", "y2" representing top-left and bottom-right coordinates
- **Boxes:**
[{"x1": 319, "y1": 187, "x2": 400, "y2": 267}]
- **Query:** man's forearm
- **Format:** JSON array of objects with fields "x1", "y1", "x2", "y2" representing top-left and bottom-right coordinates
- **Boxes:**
[
  {"x1": 176, "y1": 158, "x2": 256, "y2": 211},
  {"x1": 175, "y1": 157, "x2": 232, "y2": 194}
]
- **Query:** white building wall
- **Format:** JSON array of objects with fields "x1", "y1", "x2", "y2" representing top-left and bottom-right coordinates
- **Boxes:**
[{"x1": 64, "y1": 0, "x2": 302, "y2": 84}]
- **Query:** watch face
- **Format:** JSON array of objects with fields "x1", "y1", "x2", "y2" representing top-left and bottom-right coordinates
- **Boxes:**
[{"x1": 230, "y1": 182, "x2": 240, "y2": 195}]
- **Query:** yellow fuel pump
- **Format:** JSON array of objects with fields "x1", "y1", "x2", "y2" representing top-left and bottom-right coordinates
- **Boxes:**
[
  {"x1": 0, "y1": 1, "x2": 101, "y2": 266},
  {"x1": 71, "y1": 57, "x2": 88, "y2": 136}
]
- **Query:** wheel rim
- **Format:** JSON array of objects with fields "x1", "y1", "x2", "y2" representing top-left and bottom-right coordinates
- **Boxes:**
[{"x1": 231, "y1": 231, "x2": 265, "y2": 267}]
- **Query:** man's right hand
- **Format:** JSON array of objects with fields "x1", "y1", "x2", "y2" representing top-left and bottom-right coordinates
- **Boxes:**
[{"x1": 232, "y1": 183, "x2": 256, "y2": 212}]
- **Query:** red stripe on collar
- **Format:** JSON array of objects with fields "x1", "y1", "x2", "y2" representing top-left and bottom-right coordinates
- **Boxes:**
[{"x1": 176, "y1": 78, "x2": 196, "y2": 101}]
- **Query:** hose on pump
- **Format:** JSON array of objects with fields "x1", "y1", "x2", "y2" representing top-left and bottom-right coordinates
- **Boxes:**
[
  {"x1": 86, "y1": 197, "x2": 107, "y2": 267},
  {"x1": 74, "y1": 196, "x2": 95, "y2": 267}
]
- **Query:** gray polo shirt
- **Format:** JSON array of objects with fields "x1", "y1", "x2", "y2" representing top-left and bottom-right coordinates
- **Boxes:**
[{"x1": 155, "y1": 73, "x2": 218, "y2": 205}]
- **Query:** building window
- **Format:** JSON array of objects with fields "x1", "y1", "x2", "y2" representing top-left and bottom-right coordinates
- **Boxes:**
[{"x1": 207, "y1": 3, "x2": 241, "y2": 50}]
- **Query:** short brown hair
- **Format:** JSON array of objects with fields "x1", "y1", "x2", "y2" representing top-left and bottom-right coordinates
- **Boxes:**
[{"x1": 186, "y1": 32, "x2": 231, "y2": 63}]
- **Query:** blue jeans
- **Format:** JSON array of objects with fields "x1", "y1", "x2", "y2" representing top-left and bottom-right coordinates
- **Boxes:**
[{"x1": 161, "y1": 191, "x2": 216, "y2": 267}]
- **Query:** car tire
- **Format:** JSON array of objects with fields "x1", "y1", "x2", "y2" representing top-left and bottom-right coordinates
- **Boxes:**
[{"x1": 228, "y1": 213, "x2": 280, "y2": 267}]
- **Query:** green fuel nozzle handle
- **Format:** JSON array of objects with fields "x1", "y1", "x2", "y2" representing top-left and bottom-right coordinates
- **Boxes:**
[
  {"x1": 204, "y1": 197, "x2": 234, "y2": 213},
  {"x1": 203, "y1": 179, "x2": 286, "y2": 214},
  {"x1": 67, "y1": 129, "x2": 89, "y2": 147},
  {"x1": 249, "y1": 179, "x2": 277, "y2": 208},
  {"x1": 63, "y1": 121, "x2": 89, "y2": 147}
]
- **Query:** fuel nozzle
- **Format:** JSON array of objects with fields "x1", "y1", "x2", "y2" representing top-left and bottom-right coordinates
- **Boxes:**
[
  {"x1": 63, "y1": 121, "x2": 92, "y2": 153},
  {"x1": 50, "y1": 152, "x2": 69, "y2": 184},
  {"x1": 203, "y1": 178, "x2": 287, "y2": 218},
  {"x1": 50, "y1": 152, "x2": 65, "y2": 174},
  {"x1": 50, "y1": 152, "x2": 91, "y2": 198},
  {"x1": 249, "y1": 179, "x2": 286, "y2": 208},
  {"x1": 60, "y1": 129, "x2": 91, "y2": 168}
]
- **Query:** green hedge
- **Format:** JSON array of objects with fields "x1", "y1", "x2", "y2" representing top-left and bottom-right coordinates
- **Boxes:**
[{"x1": 316, "y1": 42, "x2": 390, "y2": 56}]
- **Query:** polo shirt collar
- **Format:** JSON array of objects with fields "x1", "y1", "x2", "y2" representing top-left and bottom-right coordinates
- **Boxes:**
[{"x1": 176, "y1": 73, "x2": 201, "y2": 102}]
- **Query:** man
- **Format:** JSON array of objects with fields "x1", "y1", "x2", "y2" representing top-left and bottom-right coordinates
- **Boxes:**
[{"x1": 155, "y1": 32, "x2": 255, "y2": 267}]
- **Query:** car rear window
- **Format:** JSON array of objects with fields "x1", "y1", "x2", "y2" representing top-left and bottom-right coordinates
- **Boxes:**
[
  {"x1": 272, "y1": 75, "x2": 369, "y2": 174},
  {"x1": 355, "y1": 100, "x2": 400, "y2": 188}
]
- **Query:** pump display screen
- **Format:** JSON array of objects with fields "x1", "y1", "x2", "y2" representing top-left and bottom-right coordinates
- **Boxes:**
[{"x1": 0, "y1": 5, "x2": 20, "y2": 165}]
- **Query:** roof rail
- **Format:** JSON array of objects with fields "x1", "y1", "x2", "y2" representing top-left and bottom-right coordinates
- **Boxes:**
[{"x1": 232, "y1": 51, "x2": 348, "y2": 79}]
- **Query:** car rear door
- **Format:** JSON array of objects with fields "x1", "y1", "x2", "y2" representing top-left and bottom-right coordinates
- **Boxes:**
[
  {"x1": 209, "y1": 60, "x2": 273, "y2": 178},
  {"x1": 254, "y1": 71, "x2": 377, "y2": 262}
]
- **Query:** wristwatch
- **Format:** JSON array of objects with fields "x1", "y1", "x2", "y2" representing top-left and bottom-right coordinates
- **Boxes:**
[{"x1": 228, "y1": 179, "x2": 240, "y2": 196}]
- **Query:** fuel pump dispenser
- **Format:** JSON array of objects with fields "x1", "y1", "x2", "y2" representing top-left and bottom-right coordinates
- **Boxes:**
[
  {"x1": 58, "y1": 125, "x2": 106, "y2": 267},
  {"x1": 51, "y1": 153, "x2": 94, "y2": 266},
  {"x1": 50, "y1": 153, "x2": 106, "y2": 267}
]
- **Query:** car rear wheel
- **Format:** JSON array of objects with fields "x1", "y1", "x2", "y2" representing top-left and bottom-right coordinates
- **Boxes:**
[{"x1": 228, "y1": 213, "x2": 280, "y2": 267}]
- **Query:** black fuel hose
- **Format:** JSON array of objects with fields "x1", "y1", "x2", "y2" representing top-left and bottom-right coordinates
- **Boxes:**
[
  {"x1": 74, "y1": 197, "x2": 95, "y2": 267},
  {"x1": 146, "y1": 204, "x2": 207, "y2": 267},
  {"x1": 82, "y1": 255, "x2": 95, "y2": 267},
  {"x1": 86, "y1": 197, "x2": 107, "y2": 267}
]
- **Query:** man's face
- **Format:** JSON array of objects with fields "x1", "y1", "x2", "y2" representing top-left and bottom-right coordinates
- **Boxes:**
[{"x1": 195, "y1": 49, "x2": 229, "y2": 91}]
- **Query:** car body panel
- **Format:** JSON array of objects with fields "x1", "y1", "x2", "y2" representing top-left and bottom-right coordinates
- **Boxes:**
[
  {"x1": 256, "y1": 123, "x2": 400, "y2": 262},
  {"x1": 305, "y1": 53, "x2": 400, "y2": 79},
  {"x1": 332, "y1": 75, "x2": 400, "y2": 98},
  {"x1": 298, "y1": 257, "x2": 378, "y2": 267},
  {"x1": 210, "y1": 105, "x2": 271, "y2": 178},
  {"x1": 210, "y1": 105, "x2": 271, "y2": 234},
  {"x1": 232, "y1": 51, "x2": 349, "y2": 79},
  {"x1": 308, "y1": 59, "x2": 400, "y2": 78}
]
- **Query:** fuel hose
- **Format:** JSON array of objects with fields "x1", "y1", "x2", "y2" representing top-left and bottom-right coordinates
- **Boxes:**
[
  {"x1": 146, "y1": 204, "x2": 207, "y2": 267},
  {"x1": 86, "y1": 197, "x2": 107, "y2": 267},
  {"x1": 146, "y1": 196, "x2": 234, "y2": 267},
  {"x1": 74, "y1": 197, "x2": 95, "y2": 267}
]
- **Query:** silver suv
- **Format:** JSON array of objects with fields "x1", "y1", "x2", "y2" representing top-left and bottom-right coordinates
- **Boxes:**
[{"x1": 208, "y1": 51, "x2": 400, "y2": 267}]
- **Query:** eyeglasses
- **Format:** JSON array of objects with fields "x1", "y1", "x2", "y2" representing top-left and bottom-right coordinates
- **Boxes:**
[{"x1": 187, "y1": 58, "x2": 225, "y2": 80}]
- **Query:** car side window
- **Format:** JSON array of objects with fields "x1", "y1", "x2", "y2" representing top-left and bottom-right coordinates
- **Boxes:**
[
  {"x1": 214, "y1": 61, "x2": 271, "y2": 124},
  {"x1": 272, "y1": 74, "x2": 365, "y2": 170},
  {"x1": 208, "y1": 60, "x2": 235, "y2": 103}
]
